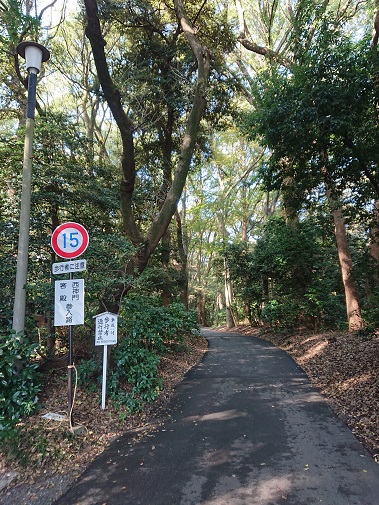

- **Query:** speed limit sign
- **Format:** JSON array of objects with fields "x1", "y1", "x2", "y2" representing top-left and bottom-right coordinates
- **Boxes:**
[{"x1": 51, "y1": 222, "x2": 89, "y2": 259}]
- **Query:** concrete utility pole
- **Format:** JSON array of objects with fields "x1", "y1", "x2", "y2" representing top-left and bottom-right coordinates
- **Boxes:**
[{"x1": 12, "y1": 41, "x2": 50, "y2": 335}]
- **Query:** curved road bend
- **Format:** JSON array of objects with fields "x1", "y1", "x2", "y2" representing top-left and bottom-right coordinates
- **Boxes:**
[{"x1": 54, "y1": 328, "x2": 379, "y2": 505}]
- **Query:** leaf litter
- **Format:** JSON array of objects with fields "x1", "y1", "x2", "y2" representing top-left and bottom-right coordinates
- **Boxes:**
[
  {"x1": 0, "y1": 333, "x2": 208, "y2": 504},
  {"x1": 227, "y1": 326, "x2": 379, "y2": 462}
]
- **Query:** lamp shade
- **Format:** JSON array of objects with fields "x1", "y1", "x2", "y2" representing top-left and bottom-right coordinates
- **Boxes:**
[{"x1": 17, "y1": 41, "x2": 50, "y2": 73}]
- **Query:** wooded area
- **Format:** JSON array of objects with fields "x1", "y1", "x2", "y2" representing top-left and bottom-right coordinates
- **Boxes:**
[{"x1": 1, "y1": 0, "x2": 379, "y2": 481}]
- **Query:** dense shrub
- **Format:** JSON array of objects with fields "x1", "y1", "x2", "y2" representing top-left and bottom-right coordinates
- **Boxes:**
[
  {"x1": 78, "y1": 298, "x2": 200, "y2": 413},
  {"x1": 223, "y1": 216, "x2": 352, "y2": 330},
  {"x1": 0, "y1": 331, "x2": 42, "y2": 439}
]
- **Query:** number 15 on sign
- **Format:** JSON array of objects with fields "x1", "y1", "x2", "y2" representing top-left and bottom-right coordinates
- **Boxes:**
[{"x1": 51, "y1": 222, "x2": 89, "y2": 260}]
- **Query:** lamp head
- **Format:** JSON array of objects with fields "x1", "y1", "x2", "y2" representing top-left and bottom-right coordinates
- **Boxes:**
[{"x1": 17, "y1": 41, "x2": 50, "y2": 74}]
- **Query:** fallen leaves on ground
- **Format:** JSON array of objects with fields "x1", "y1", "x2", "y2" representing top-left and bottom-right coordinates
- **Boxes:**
[
  {"x1": 0, "y1": 333, "x2": 208, "y2": 504},
  {"x1": 3, "y1": 325, "x2": 379, "y2": 504}
]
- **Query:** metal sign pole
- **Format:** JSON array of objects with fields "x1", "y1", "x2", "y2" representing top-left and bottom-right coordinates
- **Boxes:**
[
  {"x1": 94, "y1": 312, "x2": 118, "y2": 410},
  {"x1": 51, "y1": 222, "x2": 88, "y2": 433},
  {"x1": 101, "y1": 344, "x2": 108, "y2": 410},
  {"x1": 68, "y1": 271, "x2": 74, "y2": 426}
]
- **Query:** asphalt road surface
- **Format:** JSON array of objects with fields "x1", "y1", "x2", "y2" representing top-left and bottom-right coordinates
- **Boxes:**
[{"x1": 53, "y1": 328, "x2": 379, "y2": 505}]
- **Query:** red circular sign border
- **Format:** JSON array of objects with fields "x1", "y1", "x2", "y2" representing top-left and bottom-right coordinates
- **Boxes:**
[{"x1": 51, "y1": 222, "x2": 89, "y2": 259}]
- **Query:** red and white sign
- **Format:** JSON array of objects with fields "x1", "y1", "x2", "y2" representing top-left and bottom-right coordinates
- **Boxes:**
[{"x1": 51, "y1": 222, "x2": 89, "y2": 259}]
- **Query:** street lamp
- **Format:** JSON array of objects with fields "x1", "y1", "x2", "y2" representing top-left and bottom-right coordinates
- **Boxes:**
[{"x1": 12, "y1": 41, "x2": 50, "y2": 335}]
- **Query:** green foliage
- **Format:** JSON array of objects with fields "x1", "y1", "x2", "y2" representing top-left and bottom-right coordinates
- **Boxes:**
[
  {"x1": 223, "y1": 216, "x2": 348, "y2": 330},
  {"x1": 362, "y1": 293, "x2": 379, "y2": 329},
  {"x1": 93, "y1": 0, "x2": 237, "y2": 223},
  {"x1": 77, "y1": 298, "x2": 200, "y2": 413},
  {"x1": 0, "y1": 0, "x2": 41, "y2": 44},
  {"x1": 241, "y1": 28, "x2": 379, "y2": 205},
  {"x1": 234, "y1": 18, "x2": 379, "y2": 331},
  {"x1": 76, "y1": 357, "x2": 99, "y2": 393},
  {"x1": 354, "y1": 326, "x2": 377, "y2": 342},
  {"x1": 0, "y1": 331, "x2": 42, "y2": 439},
  {"x1": 257, "y1": 218, "x2": 346, "y2": 329},
  {"x1": 119, "y1": 297, "x2": 199, "y2": 353},
  {"x1": 302, "y1": 284, "x2": 346, "y2": 329},
  {"x1": 254, "y1": 217, "x2": 323, "y2": 294},
  {"x1": 111, "y1": 346, "x2": 162, "y2": 410},
  {"x1": 0, "y1": 111, "x2": 130, "y2": 337},
  {"x1": 135, "y1": 242, "x2": 188, "y2": 304}
]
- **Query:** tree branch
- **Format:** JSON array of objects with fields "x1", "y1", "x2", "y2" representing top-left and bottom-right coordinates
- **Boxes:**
[
  {"x1": 145, "y1": 0, "x2": 211, "y2": 253},
  {"x1": 83, "y1": 0, "x2": 210, "y2": 280},
  {"x1": 235, "y1": 0, "x2": 291, "y2": 67},
  {"x1": 83, "y1": 0, "x2": 143, "y2": 246}
]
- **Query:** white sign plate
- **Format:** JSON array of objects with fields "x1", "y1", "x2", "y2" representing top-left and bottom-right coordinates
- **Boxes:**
[
  {"x1": 52, "y1": 259, "x2": 87, "y2": 275},
  {"x1": 54, "y1": 279, "x2": 84, "y2": 326},
  {"x1": 94, "y1": 312, "x2": 118, "y2": 346}
]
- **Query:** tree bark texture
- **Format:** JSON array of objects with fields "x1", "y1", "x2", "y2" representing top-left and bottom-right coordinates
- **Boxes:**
[
  {"x1": 327, "y1": 190, "x2": 364, "y2": 332},
  {"x1": 224, "y1": 259, "x2": 236, "y2": 329},
  {"x1": 369, "y1": 200, "x2": 379, "y2": 291},
  {"x1": 176, "y1": 210, "x2": 189, "y2": 309},
  {"x1": 83, "y1": 0, "x2": 211, "y2": 309},
  {"x1": 197, "y1": 289, "x2": 207, "y2": 326}
]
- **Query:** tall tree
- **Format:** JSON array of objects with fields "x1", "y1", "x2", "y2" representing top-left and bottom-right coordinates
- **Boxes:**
[
  {"x1": 82, "y1": 0, "x2": 218, "y2": 310},
  {"x1": 185, "y1": 129, "x2": 272, "y2": 326}
]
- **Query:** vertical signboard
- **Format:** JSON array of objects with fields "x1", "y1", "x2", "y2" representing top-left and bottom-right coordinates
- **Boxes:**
[
  {"x1": 95, "y1": 312, "x2": 118, "y2": 346},
  {"x1": 93, "y1": 312, "x2": 118, "y2": 409},
  {"x1": 51, "y1": 222, "x2": 89, "y2": 430},
  {"x1": 54, "y1": 279, "x2": 84, "y2": 326}
]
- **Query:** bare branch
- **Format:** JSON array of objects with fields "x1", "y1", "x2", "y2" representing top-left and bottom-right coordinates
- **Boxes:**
[{"x1": 38, "y1": 0, "x2": 58, "y2": 20}]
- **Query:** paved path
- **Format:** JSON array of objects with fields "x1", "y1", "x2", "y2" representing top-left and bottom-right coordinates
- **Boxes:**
[{"x1": 54, "y1": 329, "x2": 379, "y2": 505}]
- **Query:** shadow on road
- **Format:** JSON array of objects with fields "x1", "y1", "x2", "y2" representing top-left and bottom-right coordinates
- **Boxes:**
[{"x1": 53, "y1": 329, "x2": 379, "y2": 505}]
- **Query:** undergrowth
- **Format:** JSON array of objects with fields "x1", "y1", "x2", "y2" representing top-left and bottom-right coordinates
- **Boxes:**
[{"x1": 0, "y1": 298, "x2": 201, "y2": 469}]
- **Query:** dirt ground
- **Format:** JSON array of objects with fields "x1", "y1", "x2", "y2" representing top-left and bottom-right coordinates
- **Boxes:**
[{"x1": 1, "y1": 326, "x2": 378, "y2": 504}]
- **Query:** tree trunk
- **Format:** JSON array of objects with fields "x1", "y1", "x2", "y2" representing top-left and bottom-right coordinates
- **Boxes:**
[
  {"x1": 224, "y1": 259, "x2": 236, "y2": 328},
  {"x1": 241, "y1": 182, "x2": 248, "y2": 240},
  {"x1": 176, "y1": 210, "x2": 189, "y2": 309},
  {"x1": 243, "y1": 303, "x2": 251, "y2": 324},
  {"x1": 370, "y1": 200, "x2": 379, "y2": 290},
  {"x1": 161, "y1": 229, "x2": 171, "y2": 307},
  {"x1": 196, "y1": 289, "x2": 207, "y2": 326},
  {"x1": 280, "y1": 158, "x2": 299, "y2": 225},
  {"x1": 83, "y1": 0, "x2": 211, "y2": 311},
  {"x1": 327, "y1": 189, "x2": 363, "y2": 331}
]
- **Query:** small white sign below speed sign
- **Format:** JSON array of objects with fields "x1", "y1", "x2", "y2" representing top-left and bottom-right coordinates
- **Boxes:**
[
  {"x1": 51, "y1": 222, "x2": 89, "y2": 259},
  {"x1": 54, "y1": 279, "x2": 85, "y2": 326}
]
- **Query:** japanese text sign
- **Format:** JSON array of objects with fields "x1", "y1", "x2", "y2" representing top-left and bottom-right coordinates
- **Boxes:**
[
  {"x1": 54, "y1": 279, "x2": 84, "y2": 326},
  {"x1": 52, "y1": 259, "x2": 87, "y2": 275},
  {"x1": 94, "y1": 312, "x2": 118, "y2": 346}
]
